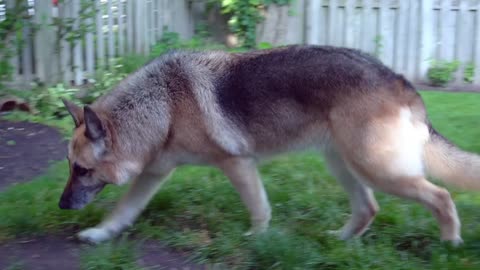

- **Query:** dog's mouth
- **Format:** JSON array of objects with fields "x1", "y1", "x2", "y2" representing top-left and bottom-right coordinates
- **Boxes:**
[{"x1": 59, "y1": 182, "x2": 106, "y2": 210}]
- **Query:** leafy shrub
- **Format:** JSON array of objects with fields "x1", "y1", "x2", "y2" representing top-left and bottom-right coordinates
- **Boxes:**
[
  {"x1": 208, "y1": 0, "x2": 292, "y2": 48},
  {"x1": 464, "y1": 62, "x2": 474, "y2": 84},
  {"x1": 427, "y1": 60, "x2": 459, "y2": 86}
]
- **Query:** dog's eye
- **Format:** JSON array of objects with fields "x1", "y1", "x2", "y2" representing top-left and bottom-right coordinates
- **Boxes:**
[{"x1": 73, "y1": 163, "x2": 90, "y2": 176}]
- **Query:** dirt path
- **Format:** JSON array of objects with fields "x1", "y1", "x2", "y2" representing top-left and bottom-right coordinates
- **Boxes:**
[
  {"x1": 0, "y1": 235, "x2": 204, "y2": 270},
  {"x1": 0, "y1": 120, "x2": 68, "y2": 191},
  {"x1": 0, "y1": 120, "x2": 205, "y2": 270}
]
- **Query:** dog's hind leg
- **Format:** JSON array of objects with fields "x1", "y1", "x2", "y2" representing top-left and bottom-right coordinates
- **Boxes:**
[
  {"x1": 325, "y1": 149, "x2": 379, "y2": 240},
  {"x1": 219, "y1": 157, "x2": 271, "y2": 236},
  {"x1": 77, "y1": 169, "x2": 174, "y2": 244},
  {"x1": 331, "y1": 106, "x2": 462, "y2": 244}
]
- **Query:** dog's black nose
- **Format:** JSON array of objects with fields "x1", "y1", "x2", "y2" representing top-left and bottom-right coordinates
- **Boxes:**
[{"x1": 58, "y1": 198, "x2": 71, "y2": 209}]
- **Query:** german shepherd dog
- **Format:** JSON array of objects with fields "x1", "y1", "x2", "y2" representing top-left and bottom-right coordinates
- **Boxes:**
[{"x1": 59, "y1": 45, "x2": 479, "y2": 245}]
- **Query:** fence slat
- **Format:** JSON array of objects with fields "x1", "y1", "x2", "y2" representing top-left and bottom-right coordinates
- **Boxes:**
[
  {"x1": 60, "y1": 2, "x2": 71, "y2": 84},
  {"x1": 144, "y1": 0, "x2": 150, "y2": 52},
  {"x1": 405, "y1": 0, "x2": 420, "y2": 79},
  {"x1": 73, "y1": 0, "x2": 83, "y2": 85},
  {"x1": 118, "y1": 0, "x2": 125, "y2": 56},
  {"x1": 34, "y1": 0, "x2": 56, "y2": 84},
  {"x1": 343, "y1": 0, "x2": 355, "y2": 48},
  {"x1": 361, "y1": 0, "x2": 373, "y2": 52},
  {"x1": 439, "y1": 0, "x2": 450, "y2": 60},
  {"x1": 126, "y1": 0, "x2": 134, "y2": 53},
  {"x1": 378, "y1": 0, "x2": 391, "y2": 66},
  {"x1": 327, "y1": 0, "x2": 338, "y2": 45},
  {"x1": 474, "y1": 2, "x2": 480, "y2": 84},
  {"x1": 155, "y1": 0, "x2": 163, "y2": 41},
  {"x1": 86, "y1": 2, "x2": 95, "y2": 77},
  {"x1": 107, "y1": 0, "x2": 115, "y2": 63},
  {"x1": 148, "y1": 0, "x2": 155, "y2": 46},
  {"x1": 306, "y1": 0, "x2": 321, "y2": 44},
  {"x1": 454, "y1": 0, "x2": 468, "y2": 84},
  {"x1": 419, "y1": 0, "x2": 435, "y2": 82},
  {"x1": 21, "y1": 19, "x2": 33, "y2": 84},
  {"x1": 96, "y1": 0, "x2": 105, "y2": 68},
  {"x1": 5, "y1": 0, "x2": 19, "y2": 82},
  {"x1": 394, "y1": 0, "x2": 407, "y2": 72},
  {"x1": 134, "y1": 0, "x2": 145, "y2": 54}
]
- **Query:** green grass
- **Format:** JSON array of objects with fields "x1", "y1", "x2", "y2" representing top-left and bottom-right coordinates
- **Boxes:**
[
  {"x1": 1, "y1": 91, "x2": 480, "y2": 269},
  {"x1": 79, "y1": 237, "x2": 147, "y2": 270}
]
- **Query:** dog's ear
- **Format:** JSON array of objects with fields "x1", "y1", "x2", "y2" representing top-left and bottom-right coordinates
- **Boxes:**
[
  {"x1": 84, "y1": 106, "x2": 106, "y2": 141},
  {"x1": 62, "y1": 98, "x2": 82, "y2": 127}
]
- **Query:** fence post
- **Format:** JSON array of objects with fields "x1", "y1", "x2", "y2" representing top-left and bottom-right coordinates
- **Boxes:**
[
  {"x1": 419, "y1": 0, "x2": 435, "y2": 82},
  {"x1": 34, "y1": 0, "x2": 55, "y2": 85}
]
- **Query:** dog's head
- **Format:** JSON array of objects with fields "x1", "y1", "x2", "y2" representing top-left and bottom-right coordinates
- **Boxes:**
[{"x1": 58, "y1": 99, "x2": 127, "y2": 210}]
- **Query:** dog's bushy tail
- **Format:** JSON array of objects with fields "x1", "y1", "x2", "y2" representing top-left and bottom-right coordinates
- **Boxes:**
[{"x1": 424, "y1": 129, "x2": 480, "y2": 190}]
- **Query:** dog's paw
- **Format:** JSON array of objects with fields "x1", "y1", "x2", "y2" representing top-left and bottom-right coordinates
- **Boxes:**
[
  {"x1": 77, "y1": 227, "x2": 111, "y2": 244},
  {"x1": 442, "y1": 236, "x2": 464, "y2": 247},
  {"x1": 244, "y1": 224, "x2": 268, "y2": 237}
]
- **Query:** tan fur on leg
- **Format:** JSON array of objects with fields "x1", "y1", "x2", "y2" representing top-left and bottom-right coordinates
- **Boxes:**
[
  {"x1": 325, "y1": 150, "x2": 378, "y2": 240},
  {"x1": 78, "y1": 169, "x2": 174, "y2": 244},
  {"x1": 218, "y1": 158, "x2": 271, "y2": 235}
]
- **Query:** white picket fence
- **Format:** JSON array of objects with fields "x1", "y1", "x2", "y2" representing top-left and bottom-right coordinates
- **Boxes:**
[
  {"x1": 4, "y1": 0, "x2": 195, "y2": 88},
  {"x1": 259, "y1": 0, "x2": 480, "y2": 87}
]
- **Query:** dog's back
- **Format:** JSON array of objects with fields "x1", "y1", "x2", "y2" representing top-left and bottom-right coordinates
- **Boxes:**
[{"x1": 213, "y1": 45, "x2": 421, "y2": 154}]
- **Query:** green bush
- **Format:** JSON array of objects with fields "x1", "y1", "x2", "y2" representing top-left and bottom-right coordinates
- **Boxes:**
[
  {"x1": 427, "y1": 60, "x2": 459, "y2": 86},
  {"x1": 464, "y1": 62, "x2": 474, "y2": 84}
]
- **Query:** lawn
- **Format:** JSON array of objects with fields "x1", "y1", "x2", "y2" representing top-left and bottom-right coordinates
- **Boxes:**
[{"x1": 1, "y1": 90, "x2": 480, "y2": 269}]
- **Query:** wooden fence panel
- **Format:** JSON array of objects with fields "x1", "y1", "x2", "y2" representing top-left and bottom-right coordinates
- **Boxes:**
[{"x1": 3, "y1": 0, "x2": 480, "y2": 87}]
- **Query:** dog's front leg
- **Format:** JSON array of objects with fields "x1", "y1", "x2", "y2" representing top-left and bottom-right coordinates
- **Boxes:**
[
  {"x1": 219, "y1": 157, "x2": 271, "y2": 235},
  {"x1": 77, "y1": 169, "x2": 174, "y2": 244}
]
